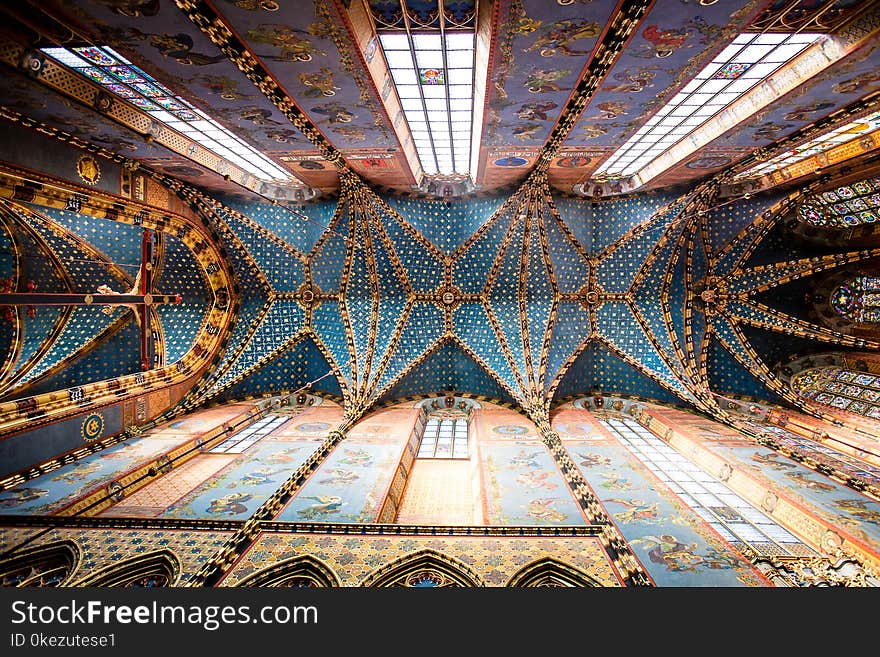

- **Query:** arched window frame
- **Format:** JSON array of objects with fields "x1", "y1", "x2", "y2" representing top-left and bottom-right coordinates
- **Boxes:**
[{"x1": 0, "y1": 540, "x2": 79, "y2": 587}]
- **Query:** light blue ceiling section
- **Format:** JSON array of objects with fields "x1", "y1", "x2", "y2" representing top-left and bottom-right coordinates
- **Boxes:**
[
  {"x1": 453, "y1": 208, "x2": 516, "y2": 294},
  {"x1": 375, "y1": 301, "x2": 445, "y2": 394},
  {"x1": 543, "y1": 207, "x2": 588, "y2": 294},
  {"x1": 596, "y1": 301, "x2": 687, "y2": 396},
  {"x1": 453, "y1": 301, "x2": 519, "y2": 396},
  {"x1": 20, "y1": 211, "x2": 129, "y2": 293},
  {"x1": 546, "y1": 301, "x2": 591, "y2": 387},
  {"x1": 376, "y1": 212, "x2": 444, "y2": 293},
  {"x1": 218, "y1": 335, "x2": 342, "y2": 402},
  {"x1": 550, "y1": 197, "x2": 592, "y2": 253},
  {"x1": 382, "y1": 195, "x2": 505, "y2": 254},
  {"x1": 378, "y1": 339, "x2": 516, "y2": 405},
  {"x1": 156, "y1": 232, "x2": 210, "y2": 364},
  {"x1": 34, "y1": 206, "x2": 142, "y2": 275},
  {"x1": 488, "y1": 217, "x2": 528, "y2": 381},
  {"x1": 592, "y1": 194, "x2": 677, "y2": 254},
  {"x1": 311, "y1": 299, "x2": 351, "y2": 379},
  {"x1": 308, "y1": 203, "x2": 352, "y2": 294}
]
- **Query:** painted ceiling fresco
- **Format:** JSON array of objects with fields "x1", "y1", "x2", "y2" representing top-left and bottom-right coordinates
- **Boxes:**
[
  {"x1": 0, "y1": 1, "x2": 878, "y2": 439},
  {"x1": 0, "y1": 1, "x2": 872, "y2": 201}
]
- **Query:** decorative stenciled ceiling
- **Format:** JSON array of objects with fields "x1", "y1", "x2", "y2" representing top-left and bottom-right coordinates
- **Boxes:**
[{"x1": 0, "y1": 1, "x2": 874, "y2": 201}]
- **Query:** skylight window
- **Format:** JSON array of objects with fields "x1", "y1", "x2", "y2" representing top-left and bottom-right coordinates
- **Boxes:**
[
  {"x1": 41, "y1": 46, "x2": 292, "y2": 183},
  {"x1": 594, "y1": 32, "x2": 824, "y2": 181},
  {"x1": 735, "y1": 109, "x2": 880, "y2": 180},
  {"x1": 378, "y1": 31, "x2": 475, "y2": 176}
]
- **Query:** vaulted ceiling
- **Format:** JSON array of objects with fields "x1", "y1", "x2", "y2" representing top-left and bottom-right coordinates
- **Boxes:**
[{"x1": 0, "y1": 0, "x2": 879, "y2": 433}]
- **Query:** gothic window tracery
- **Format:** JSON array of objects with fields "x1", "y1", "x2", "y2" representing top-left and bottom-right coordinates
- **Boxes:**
[
  {"x1": 830, "y1": 277, "x2": 880, "y2": 323},
  {"x1": 0, "y1": 541, "x2": 78, "y2": 587},
  {"x1": 797, "y1": 177, "x2": 880, "y2": 228}
]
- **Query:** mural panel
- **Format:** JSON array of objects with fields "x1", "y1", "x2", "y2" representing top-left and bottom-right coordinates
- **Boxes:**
[{"x1": 277, "y1": 408, "x2": 416, "y2": 523}]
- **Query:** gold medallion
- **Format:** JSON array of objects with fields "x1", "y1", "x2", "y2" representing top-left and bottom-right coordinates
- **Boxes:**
[{"x1": 76, "y1": 155, "x2": 101, "y2": 185}]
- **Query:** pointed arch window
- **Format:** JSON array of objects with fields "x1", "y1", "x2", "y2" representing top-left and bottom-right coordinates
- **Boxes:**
[
  {"x1": 792, "y1": 366, "x2": 880, "y2": 421},
  {"x1": 415, "y1": 398, "x2": 474, "y2": 460},
  {"x1": 797, "y1": 177, "x2": 880, "y2": 228},
  {"x1": 830, "y1": 277, "x2": 880, "y2": 323}
]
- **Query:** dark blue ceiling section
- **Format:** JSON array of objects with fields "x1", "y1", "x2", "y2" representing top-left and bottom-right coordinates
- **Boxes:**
[
  {"x1": 706, "y1": 337, "x2": 786, "y2": 406},
  {"x1": 706, "y1": 191, "x2": 785, "y2": 256},
  {"x1": 550, "y1": 197, "x2": 592, "y2": 253},
  {"x1": 754, "y1": 274, "x2": 815, "y2": 325},
  {"x1": 220, "y1": 196, "x2": 332, "y2": 255},
  {"x1": 525, "y1": 226, "x2": 553, "y2": 388},
  {"x1": 667, "y1": 241, "x2": 688, "y2": 359},
  {"x1": 222, "y1": 212, "x2": 305, "y2": 292},
  {"x1": 35, "y1": 206, "x2": 143, "y2": 278},
  {"x1": 553, "y1": 342, "x2": 681, "y2": 405},
  {"x1": 309, "y1": 204, "x2": 350, "y2": 294},
  {"x1": 741, "y1": 324, "x2": 824, "y2": 376},
  {"x1": 378, "y1": 339, "x2": 516, "y2": 406},
  {"x1": 346, "y1": 220, "x2": 376, "y2": 379},
  {"x1": 452, "y1": 301, "x2": 519, "y2": 397},
  {"x1": 24, "y1": 319, "x2": 141, "y2": 397},
  {"x1": 156, "y1": 232, "x2": 211, "y2": 364},
  {"x1": 382, "y1": 195, "x2": 504, "y2": 254},
  {"x1": 376, "y1": 211, "x2": 444, "y2": 294},
  {"x1": 208, "y1": 299, "x2": 304, "y2": 394},
  {"x1": 547, "y1": 301, "x2": 591, "y2": 387},
  {"x1": 543, "y1": 207, "x2": 588, "y2": 294},
  {"x1": 4, "y1": 227, "x2": 67, "y2": 381},
  {"x1": 218, "y1": 335, "x2": 341, "y2": 403},
  {"x1": 453, "y1": 206, "x2": 515, "y2": 294},
  {"x1": 592, "y1": 194, "x2": 676, "y2": 254},
  {"x1": 743, "y1": 218, "x2": 827, "y2": 269},
  {"x1": 376, "y1": 301, "x2": 445, "y2": 394}
]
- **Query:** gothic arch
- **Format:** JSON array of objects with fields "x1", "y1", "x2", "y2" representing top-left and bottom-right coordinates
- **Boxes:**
[
  {"x1": 506, "y1": 557, "x2": 602, "y2": 587},
  {"x1": 360, "y1": 549, "x2": 484, "y2": 587},
  {"x1": 73, "y1": 550, "x2": 180, "y2": 587},
  {"x1": 233, "y1": 555, "x2": 340, "y2": 587},
  {"x1": 0, "y1": 540, "x2": 79, "y2": 587}
]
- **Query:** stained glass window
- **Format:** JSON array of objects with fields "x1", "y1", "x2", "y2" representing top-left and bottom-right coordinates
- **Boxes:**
[
  {"x1": 830, "y1": 277, "x2": 880, "y2": 322},
  {"x1": 40, "y1": 46, "x2": 292, "y2": 183},
  {"x1": 791, "y1": 367, "x2": 880, "y2": 420},
  {"x1": 797, "y1": 177, "x2": 880, "y2": 228}
]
